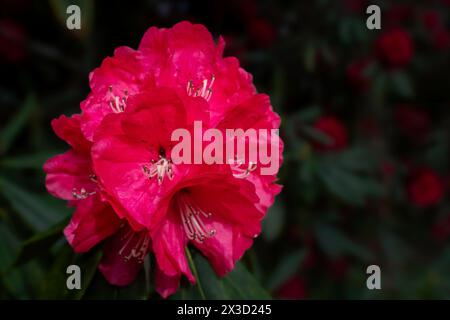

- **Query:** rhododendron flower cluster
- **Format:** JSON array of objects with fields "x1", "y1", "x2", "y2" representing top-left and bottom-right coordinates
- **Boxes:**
[{"x1": 43, "y1": 21, "x2": 282, "y2": 298}]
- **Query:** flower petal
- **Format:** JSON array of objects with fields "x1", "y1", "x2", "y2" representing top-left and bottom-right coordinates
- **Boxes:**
[
  {"x1": 51, "y1": 114, "x2": 91, "y2": 153},
  {"x1": 99, "y1": 226, "x2": 149, "y2": 286},
  {"x1": 44, "y1": 150, "x2": 95, "y2": 201},
  {"x1": 152, "y1": 206, "x2": 195, "y2": 284},
  {"x1": 64, "y1": 195, "x2": 121, "y2": 253},
  {"x1": 155, "y1": 264, "x2": 181, "y2": 298},
  {"x1": 192, "y1": 213, "x2": 253, "y2": 276}
]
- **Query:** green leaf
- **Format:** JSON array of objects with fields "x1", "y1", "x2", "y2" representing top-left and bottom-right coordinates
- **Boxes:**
[
  {"x1": 302, "y1": 125, "x2": 333, "y2": 146},
  {"x1": 84, "y1": 269, "x2": 149, "y2": 300},
  {"x1": 0, "y1": 222, "x2": 45, "y2": 299},
  {"x1": 316, "y1": 163, "x2": 365, "y2": 205},
  {"x1": 334, "y1": 148, "x2": 376, "y2": 173},
  {"x1": 379, "y1": 229, "x2": 413, "y2": 268},
  {"x1": 371, "y1": 72, "x2": 387, "y2": 105},
  {"x1": 0, "y1": 178, "x2": 66, "y2": 231},
  {"x1": 14, "y1": 219, "x2": 67, "y2": 267},
  {"x1": 390, "y1": 71, "x2": 414, "y2": 98},
  {"x1": 0, "y1": 222, "x2": 19, "y2": 274},
  {"x1": 0, "y1": 152, "x2": 59, "y2": 170},
  {"x1": 295, "y1": 106, "x2": 322, "y2": 123},
  {"x1": 180, "y1": 249, "x2": 271, "y2": 300},
  {"x1": 262, "y1": 200, "x2": 285, "y2": 242},
  {"x1": 0, "y1": 94, "x2": 36, "y2": 154},
  {"x1": 225, "y1": 261, "x2": 272, "y2": 299},
  {"x1": 315, "y1": 224, "x2": 373, "y2": 262},
  {"x1": 316, "y1": 154, "x2": 382, "y2": 206},
  {"x1": 304, "y1": 42, "x2": 316, "y2": 73},
  {"x1": 266, "y1": 249, "x2": 305, "y2": 290},
  {"x1": 39, "y1": 244, "x2": 102, "y2": 299}
]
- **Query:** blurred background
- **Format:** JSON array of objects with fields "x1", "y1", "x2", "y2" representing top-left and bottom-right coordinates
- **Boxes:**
[{"x1": 0, "y1": 0, "x2": 449, "y2": 299}]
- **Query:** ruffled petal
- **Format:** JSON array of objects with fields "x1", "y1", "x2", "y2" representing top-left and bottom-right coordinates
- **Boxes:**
[
  {"x1": 192, "y1": 213, "x2": 253, "y2": 276},
  {"x1": 51, "y1": 114, "x2": 91, "y2": 153},
  {"x1": 152, "y1": 206, "x2": 195, "y2": 284},
  {"x1": 44, "y1": 150, "x2": 95, "y2": 201},
  {"x1": 99, "y1": 226, "x2": 150, "y2": 286},
  {"x1": 81, "y1": 46, "x2": 154, "y2": 141},
  {"x1": 155, "y1": 264, "x2": 181, "y2": 298},
  {"x1": 64, "y1": 195, "x2": 121, "y2": 253}
]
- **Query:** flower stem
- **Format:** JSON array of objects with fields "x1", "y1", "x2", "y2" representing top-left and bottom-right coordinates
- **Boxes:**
[{"x1": 185, "y1": 247, "x2": 206, "y2": 300}]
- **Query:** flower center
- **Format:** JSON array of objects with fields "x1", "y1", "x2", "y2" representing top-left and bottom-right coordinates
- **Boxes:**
[
  {"x1": 177, "y1": 193, "x2": 216, "y2": 243},
  {"x1": 186, "y1": 75, "x2": 215, "y2": 101},
  {"x1": 108, "y1": 85, "x2": 128, "y2": 113},
  {"x1": 118, "y1": 227, "x2": 150, "y2": 263},
  {"x1": 142, "y1": 155, "x2": 174, "y2": 185}
]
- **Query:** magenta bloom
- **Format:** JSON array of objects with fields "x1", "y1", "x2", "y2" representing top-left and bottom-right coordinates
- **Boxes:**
[{"x1": 44, "y1": 21, "x2": 282, "y2": 298}]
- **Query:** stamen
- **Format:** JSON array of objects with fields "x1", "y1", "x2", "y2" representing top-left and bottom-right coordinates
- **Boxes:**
[
  {"x1": 142, "y1": 155, "x2": 174, "y2": 185},
  {"x1": 107, "y1": 85, "x2": 128, "y2": 113},
  {"x1": 186, "y1": 75, "x2": 215, "y2": 101},
  {"x1": 178, "y1": 194, "x2": 215, "y2": 243},
  {"x1": 118, "y1": 228, "x2": 150, "y2": 263},
  {"x1": 229, "y1": 158, "x2": 258, "y2": 179},
  {"x1": 72, "y1": 187, "x2": 96, "y2": 200}
]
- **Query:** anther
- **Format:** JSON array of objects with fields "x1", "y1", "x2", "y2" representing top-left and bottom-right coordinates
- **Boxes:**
[
  {"x1": 178, "y1": 194, "x2": 216, "y2": 244},
  {"x1": 230, "y1": 158, "x2": 258, "y2": 179},
  {"x1": 142, "y1": 155, "x2": 174, "y2": 185},
  {"x1": 107, "y1": 85, "x2": 128, "y2": 113},
  {"x1": 186, "y1": 75, "x2": 215, "y2": 101},
  {"x1": 72, "y1": 187, "x2": 96, "y2": 200}
]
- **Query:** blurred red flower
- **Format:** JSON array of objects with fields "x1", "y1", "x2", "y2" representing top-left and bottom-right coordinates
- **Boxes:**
[
  {"x1": 420, "y1": 10, "x2": 449, "y2": 50},
  {"x1": 421, "y1": 10, "x2": 444, "y2": 31},
  {"x1": 407, "y1": 168, "x2": 444, "y2": 208},
  {"x1": 276, "y1": 276, "x2": 306, "y2": 299},
  {"x1": 346, "y1": 58, "x2": 372, "y2": 92},
  {"x1": 375, "y1": 28, "x2": 413, "y2": 68},
  {"x1": 394, "y1": 104, "x2": 430, "y2": 142},
  {"x1": 312, "y1": 116, "x2": 348, "y2": 152}
]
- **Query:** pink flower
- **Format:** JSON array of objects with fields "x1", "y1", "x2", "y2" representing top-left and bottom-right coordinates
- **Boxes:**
[
  {"x1": 44, "y1": 21, "x2": 282, "y2": 298},
  {"x1": 91, "y1": 87, "x2": 281, "y2": 297}
]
